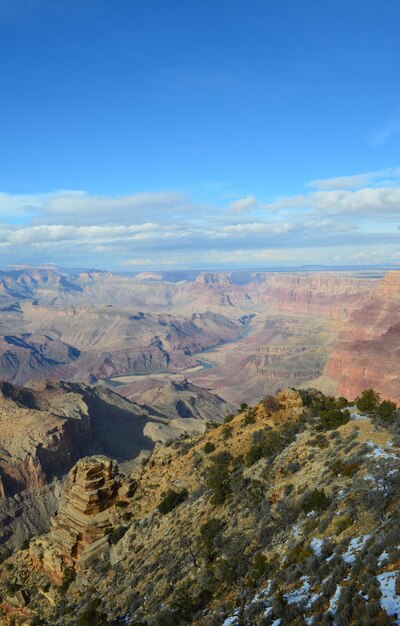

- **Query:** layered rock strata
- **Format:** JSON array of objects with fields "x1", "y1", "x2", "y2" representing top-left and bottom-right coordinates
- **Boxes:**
[{"x1": 33, "y1": 456, "x2": 127, "y2": 583}]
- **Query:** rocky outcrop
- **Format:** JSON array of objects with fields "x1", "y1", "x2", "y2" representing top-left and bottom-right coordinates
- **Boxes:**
[
  {"x1": 0, "y1": 380, "x2": 155, "y2": 499},
  {"x1": 32, "y1": 457, "x2": 127, "y2": 583},
  {"x1": 119, "y1": 378, "x2": 235, "y2": 424}
]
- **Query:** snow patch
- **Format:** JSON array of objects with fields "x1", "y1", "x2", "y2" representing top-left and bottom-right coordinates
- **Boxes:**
[
  {"x1": 366, "y1": 441, "x2": 397, "y2": 460},
  {"x1": 285, "y1": 576, "x2": 319, "y2": 608},
  {"x1": 328, "y1": 584, "x2": 342, "y2": 614},
  {"x1": 377, "y1": 570, "x2": 400, "y2": 624},
  {"x1": 310, "y1": 537, "x2": 323, "y2": 557},
  {"x1": 342, "y1": 535, "x2": 370, "y2": 565},
  {"x1": 378, "y1": 551, "x2": 389, "y2": 566}
]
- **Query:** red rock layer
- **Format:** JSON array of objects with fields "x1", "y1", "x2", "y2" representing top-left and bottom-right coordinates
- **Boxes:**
[{"x1": 324, "y1": 271, "x2": 400, "y2": 403}]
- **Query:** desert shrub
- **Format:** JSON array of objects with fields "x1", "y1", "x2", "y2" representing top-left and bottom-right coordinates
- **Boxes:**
[
  {"x1": 247, "y1": 552, "x2": 269, "y2": 587},
  {"x1": 376, "y1": 400, "x2": 397, "y2": 423},
  {"x1": 263, "y1": 395, "x2": 282, "y2": 413},
  {"x1": 77, "y1": 599, "x2": 107, "y2": 626},
  {"x1": 243, "y1": 414, "x2": 256, "y2": 426},
  {"x1": 158, "y1": 489, "x2": 188, "y2": 515},
  {"x1": 317, "y1": 407, "x2": 350, "y2": 431},
  {"x1": 284, "y1": 483, "x2": 294, "y2": 496},
  {"x1": 205, "y1": 452, "x2": 232, "y2": 504},
  {"x1": 200, "y1": 518, "x2": 224, "y2": 562},
  {"x1": 309, "y1": 433, "x2": 329, "y2": 448},
  {"x1": 224, "y1": 414, "x2": 234, "y2": 423},
  {"x1": 5, "y1": 581, "x2": 21, "y2": 594},
  {"x1": 335, "y1": 516, "x2": 353, "y2": 535},
  {"x1": 115, "y1": 500, "x2": 129, "y2": 508},
  {"x1": 301, "y1": 489, "x2": 330, "y2": 514},
  {"x1": 356, "y1": 388, "x2": 380, "y2": 413},
  {"x1": 169, "y1": 586, "x2": 212, "y2": 623},
  {"x1": 109, "y1": 526, "x2": 128, "y2": 544},
  {"x1": 286, "y1": 543, "x2": 313, "y2": 565},
  {"x1": 60, "y1": 566, "x2": 76, "y2": 594},
  {"x1": 245, "y1": 420, "x2": 304, "y2": 467},
  {"x1": 240, "y1": 403, "x2": 248, "y2": 411},
  {"x1": 203, "y1": 441, "x2": 216, "y2": 454},
  {"x1": 222, "y1": 425, "x2": 233, "y2": 440}
]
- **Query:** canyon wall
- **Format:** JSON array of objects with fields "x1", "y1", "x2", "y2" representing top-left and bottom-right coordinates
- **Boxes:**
[{"x1": 324, "y1": 271, "x2": 400, "y2": 402}]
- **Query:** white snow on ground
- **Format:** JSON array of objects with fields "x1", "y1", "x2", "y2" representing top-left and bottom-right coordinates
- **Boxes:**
[
  {"x1": 285, "y1": 576, "x2": 319, "y2": 608},
  {"x1": 350, "y1": 411, "x2": 365, "y2": 420},
  {"x1": 292, "y1": 523, "x2": 301, "y2": 537},
  {"x1": 366, "y1": 441, "x2": 397, "y2": 460},
  {"x1": 377, "y1": 571, "x2": 400, "y2": 624},
  {"x1": 310, "y1": 537, "x2": 323, "y2": 557},
  {"x1": 271, "y1": 620, "x2": 281, "y2": 626},
  {"x1": 328, "y1": 584, "x2": 342, "y2": 614},
  {"x1": 342, "y1": 535, "x2": 370, "y2": 565},
  {"x1": 378, "y1": 551, "x2": 389, "y2": 565}
]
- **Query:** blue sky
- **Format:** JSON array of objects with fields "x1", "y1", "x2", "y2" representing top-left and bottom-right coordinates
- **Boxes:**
[{"x1": 1, "y1": 0, "x2": 400, "y2": 269}]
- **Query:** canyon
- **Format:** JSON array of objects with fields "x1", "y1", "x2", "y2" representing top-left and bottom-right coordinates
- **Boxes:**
[{"x1": 0, "y1": 267, "x2": 389, "y2": 404}]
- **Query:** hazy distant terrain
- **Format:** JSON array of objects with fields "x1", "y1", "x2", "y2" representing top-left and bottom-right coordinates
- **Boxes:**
[{"x1": 2, "y1": 266, "x2": 397, "y2": 404}]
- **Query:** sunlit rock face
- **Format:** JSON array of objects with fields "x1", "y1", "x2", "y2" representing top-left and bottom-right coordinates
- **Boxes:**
[{"x1": 325, "y1": 271, "x2": 400, "y2": 403}]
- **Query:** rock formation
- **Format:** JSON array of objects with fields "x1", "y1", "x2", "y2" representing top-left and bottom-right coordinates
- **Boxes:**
[{"x1": 33, "y1": 456, "x2": 126, "y2": 583}]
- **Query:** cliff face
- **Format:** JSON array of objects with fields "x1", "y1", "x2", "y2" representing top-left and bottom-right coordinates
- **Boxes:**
[
  {"x1": 324, "y1": 271, "x2": 400, "y2": 402},
  {"x1": 0, "y1": 381, "x2": 94, "y2": 497},
  {"x1": 255, "y1": 273, "x2": 375, "y2": 319}
]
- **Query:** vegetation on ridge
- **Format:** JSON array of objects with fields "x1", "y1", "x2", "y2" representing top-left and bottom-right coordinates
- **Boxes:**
[{"x1": 1, "y1": 387, "x2": 400, "y2": 626}]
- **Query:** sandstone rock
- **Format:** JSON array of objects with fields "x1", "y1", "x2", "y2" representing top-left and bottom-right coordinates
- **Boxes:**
[{"x1": 34, "y1": 456, "x2": 122, "y2": 583}]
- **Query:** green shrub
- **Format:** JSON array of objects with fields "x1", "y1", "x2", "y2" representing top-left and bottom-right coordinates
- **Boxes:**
[
  {"x1": 224, "y1": 414, "x2": 234, "y2": 423},
  {"x1": 245, "y1": 419, "x2": 304, "y2": 466},
  {"x1": 317, "y1": 408, "x2": 350, "y2": 430},
  {"x1": 356, "y1": 389, "x2": 380, "y2": 413},
  {"x1": 243, "y1": 413, "x2": 256, "y2": 426},
  {"x1": 200, "y1": 517, "x2": 224, "y2": 562},
  {"x1": 335, "y1": 516, "x2": 354, "y2": 534},
  {"x1": 301, "y1": 489, "x2": 330, "y2": 514},
  {"x1": 240, "y1": 402, "x2": 248, "y2": 411},
  {"x1": 203, "y1": 441, "x2": 216, "y2": 454},
  {"x1": 376, "y1": 400, "x2": 397, "y2": 423},
  {"x1": 158, "y1": 489, "x2": 188, "y2": 515},
  {"x1": 205, "y1": 452, "x2": 232, "y2": 504},
  {"x1": 222, "y1": 424, "x2": 233, "y2": 440}
]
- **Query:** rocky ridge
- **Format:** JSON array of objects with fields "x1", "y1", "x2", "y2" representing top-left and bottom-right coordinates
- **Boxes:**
[{"x1": 2, "y1": 387, "x2": 400, "y2": 624}]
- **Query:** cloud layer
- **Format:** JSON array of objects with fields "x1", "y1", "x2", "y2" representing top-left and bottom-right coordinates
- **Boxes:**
[{"x1": 1, "y1": 167, "x2": 400, "y2": 269}]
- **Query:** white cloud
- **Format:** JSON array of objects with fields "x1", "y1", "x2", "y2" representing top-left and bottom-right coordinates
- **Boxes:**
[
  {"x1": 266, "y1": 187, "x2": 400, "y2": 216},
  {"x1": 229, "y1": 194, "x2": 257, "y2": 213},
  {"x1": 222, "y1": 222, "x2": 295, "y2": 234},
  {"x1": 308, "y1": 168, "x2": 400, "y2": 191}
]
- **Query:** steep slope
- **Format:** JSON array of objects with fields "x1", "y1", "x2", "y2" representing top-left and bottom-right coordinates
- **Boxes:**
[
  {"x1": 2, "y1": 388, "x2": 400, "y2": 625},
  {"x1": 118, "y1": 378, "x2": 234, "y2": 423}
]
